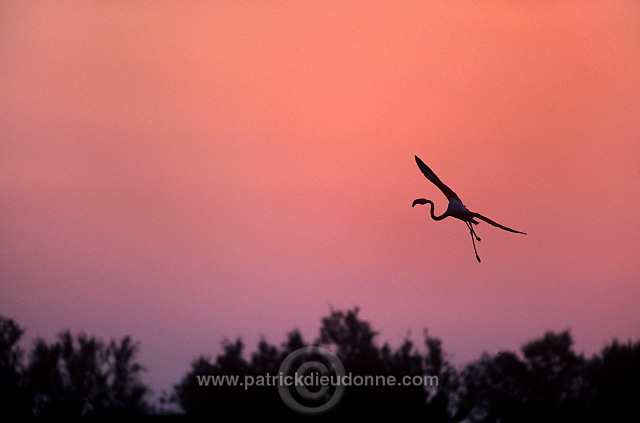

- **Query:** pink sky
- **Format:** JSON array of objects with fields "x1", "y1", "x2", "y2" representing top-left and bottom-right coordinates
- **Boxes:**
[{"x1": 2, "y1": 2, "x2": 639, "y2": 397}]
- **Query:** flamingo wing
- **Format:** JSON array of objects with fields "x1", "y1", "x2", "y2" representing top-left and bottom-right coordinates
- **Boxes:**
[
  {"x1": 472, "y1": 213, "x2": 526, "y2": 235},
  {"x1": 414, "y1": 155, "x2": 461, "y2": 202}
]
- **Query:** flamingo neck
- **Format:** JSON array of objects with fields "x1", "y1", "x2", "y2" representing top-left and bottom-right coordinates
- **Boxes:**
[{"x1": 426, "y1": 200, "x2": 447, "y2": 221}]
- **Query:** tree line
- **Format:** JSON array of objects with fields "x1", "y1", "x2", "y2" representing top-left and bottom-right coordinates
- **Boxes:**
[{"x1": 1, "y1": 308, "x2": 638, "y2": 421}]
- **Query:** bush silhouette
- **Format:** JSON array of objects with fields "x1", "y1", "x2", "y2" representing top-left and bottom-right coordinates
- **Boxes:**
[
  {"x1": 2, "y1": 310, "x2": 639, "y2": 420},
  {"x1": 0, "y1": 315, "x2": 149, "y2": 418}
]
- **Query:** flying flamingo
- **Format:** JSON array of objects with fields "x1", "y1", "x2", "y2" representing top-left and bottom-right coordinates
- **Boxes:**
[{"x1": 412, "y1": 155, "x2": 526, "y2": 262}]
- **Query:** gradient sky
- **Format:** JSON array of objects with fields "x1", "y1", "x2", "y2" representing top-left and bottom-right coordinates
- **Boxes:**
[{"x1": 2, "y1": 1, "x2": 639, "y2": 398}]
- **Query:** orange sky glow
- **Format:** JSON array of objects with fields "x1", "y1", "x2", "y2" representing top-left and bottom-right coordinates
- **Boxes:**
[{"x1": 1, "y1": 1, "x2": 639, "y2": 397}]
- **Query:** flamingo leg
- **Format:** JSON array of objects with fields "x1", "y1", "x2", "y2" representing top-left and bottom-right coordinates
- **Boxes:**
[
  {"x1": 465, "y1": 221, "x2": 481, "y2": 241},
  {"x1": 465, "y1": 221, "x2": 481, "y2": 263},
  {"x1": 470, "y1": 222, "x2": 481, "y2": 241}
]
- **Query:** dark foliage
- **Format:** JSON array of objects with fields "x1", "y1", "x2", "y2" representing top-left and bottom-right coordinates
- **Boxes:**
[
  {"x1": 174, "y1": 309, "x2": 640, "y2": 421},
  {"x1": 0, "y1": 316, "x2": 31, "y2": 419},
  {"x1": 0, "y1": 315, "x2": 149, "y2": 418},
  {"x1": 2, "y1": 310, "x2": 639, "y2": 421}
]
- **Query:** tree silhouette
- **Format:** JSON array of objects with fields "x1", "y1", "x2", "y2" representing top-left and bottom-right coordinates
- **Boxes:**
[
  {"x1": 455, "y1": 331, "x2": 591, "y2": 423},
  {"x1": 587, "y1": 339, "x2": 640, "y2": 421},
  {"x1": 521, "y1": 331, "x2": 588, "y2": 422},
  {"x1": 316, "y1": 307, "x2": 432, "y2": 416},
  {"x1": 317, "y1": 307, "x2": 380, "y2": 368},
  {"x1": 105, "y1": 336, "x2": 149, "y2": 415},
  {"x1": 26, "y1": 330, "x2": 148, "y2": 417},
  {"x1": 456, "y1": 350, "x2": 531, "y2": 422},
  {"x1": 423, "y1": 330, "x2": 458, "y2": 422},
  {"x1": 0, "y1": 316, "x2": 30, "y2": 419},
  {"x1": 2, "y1": 310, "x2": 640, "y2": 420},
  {"x1": 175, "y1": 333, "x2": 306, "y2": 417},
  {"x1": 174, "y1": 308, "x2": 450, "y2": 418}
]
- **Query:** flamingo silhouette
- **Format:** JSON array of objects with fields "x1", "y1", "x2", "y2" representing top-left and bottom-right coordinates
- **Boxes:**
[{"x1": 412, "y1": 155, "x2": 526, "y2": 262}]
